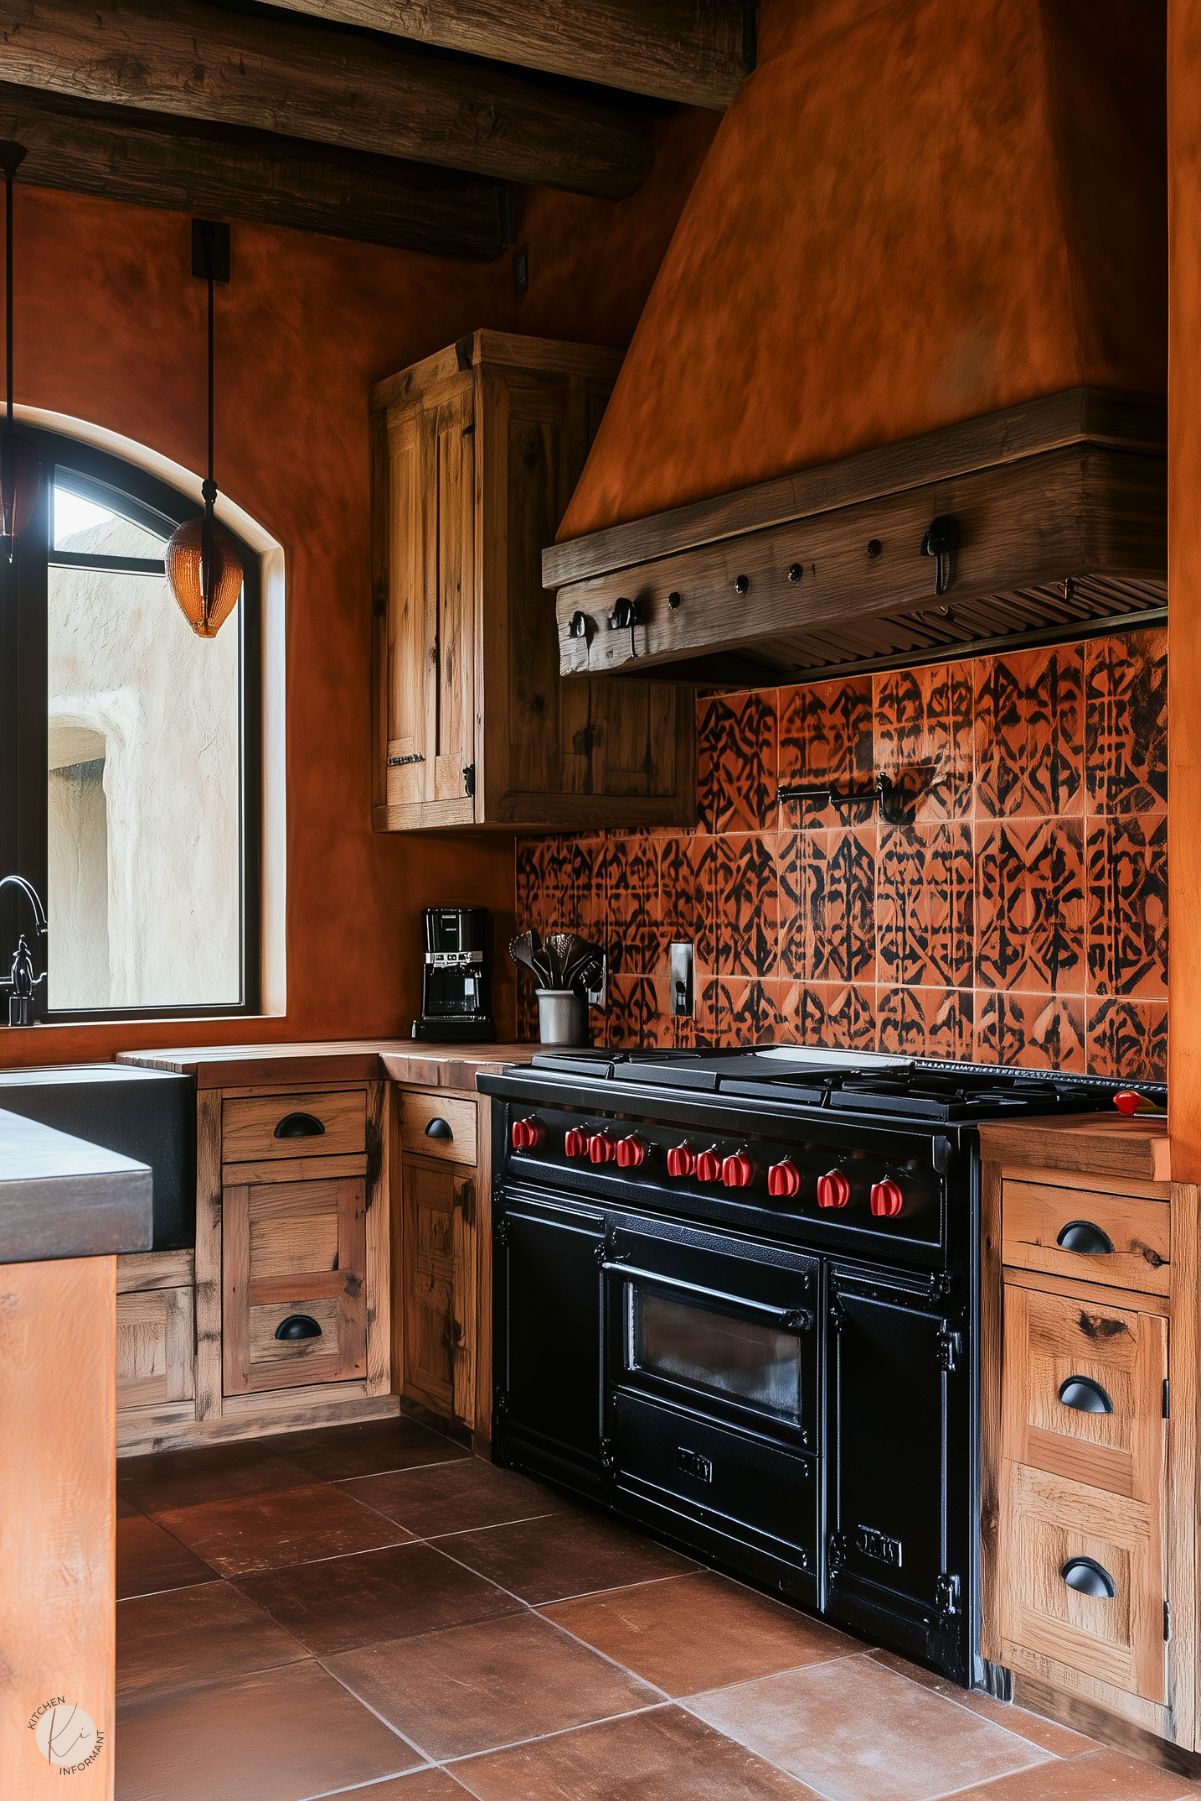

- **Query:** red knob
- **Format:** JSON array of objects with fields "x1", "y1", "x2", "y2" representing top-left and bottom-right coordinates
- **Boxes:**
[
  {"x1": 767, "y1": 1158, "x2": 802, "y2": 1199},
  {"x1": 563, "y1": 1127, "x2": 588, "y2": 1159},
  {"x1": 722, "y1": 1151, "x2": 754, "y2": 1189},
  {"x1": 511, "y1": 1116, "x2": 544, "y2": 1150},
  {"x1": 666, "y1": 1142, "x2": 696, "y2": 1178},
  {"x1": 617, "y1": 1134, "x2": 649, "y2": 1169},
  {"x1": 588, "y1": 1131, "x2": 616, "y2": 1164},
  {"x1": 696, "y1": 1148, "x2": 722, "y2": 1183},
  {"x1": 870, "y1": 1178, "x2": 905, "y2": 1218},
  {"x1": 816, "y1": 1170, "x2": 851, "y2": 1209}
]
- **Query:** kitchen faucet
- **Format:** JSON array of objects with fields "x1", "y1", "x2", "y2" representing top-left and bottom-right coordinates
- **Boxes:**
[{"x1": 0, "y1": 875, "x2": 47, "y2": 1025}]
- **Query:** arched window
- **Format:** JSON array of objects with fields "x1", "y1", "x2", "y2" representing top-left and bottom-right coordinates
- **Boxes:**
[{"x1": 1, "y1": 428, "x2": 261, "y2": 1020}]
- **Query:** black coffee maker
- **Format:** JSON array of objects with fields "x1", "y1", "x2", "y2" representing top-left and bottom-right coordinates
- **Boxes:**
[{"x1": 412, "y1": 905, "x2": 494, "y2": 1042}]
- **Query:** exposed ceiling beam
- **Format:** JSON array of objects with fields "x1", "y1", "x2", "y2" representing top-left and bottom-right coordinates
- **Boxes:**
[
  {"x1": 0, "y1": 0, "x2": 654, "y2": 199},
  {"x1": 0, "y1": 82, "x2": 510, "y2": 257},
  {"x1": 256, "y1": 0, "x2": 756, "y2": 110}
]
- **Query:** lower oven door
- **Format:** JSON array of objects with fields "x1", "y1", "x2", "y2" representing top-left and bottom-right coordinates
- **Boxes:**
[{"x1": 601, "y1": 1212, "x2": 820, "y2": 1600}]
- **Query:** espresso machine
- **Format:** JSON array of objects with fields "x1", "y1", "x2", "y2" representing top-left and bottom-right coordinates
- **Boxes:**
[{"x1": 412, "y1": 905, "x2": 494, "y2": 1042}]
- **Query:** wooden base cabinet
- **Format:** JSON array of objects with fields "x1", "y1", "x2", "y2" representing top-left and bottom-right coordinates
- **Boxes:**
[
  {"x1": 371, "y1": 331, "x2": 694, "y2": 833},
  {"x1": 980, "y1": 1135, "x2": 1196, "y2": 1756}
]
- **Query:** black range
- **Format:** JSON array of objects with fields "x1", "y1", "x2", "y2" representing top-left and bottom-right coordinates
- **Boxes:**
[{"x1": 479, "y1": 1046, "x2": 1158, "y2": 1687}]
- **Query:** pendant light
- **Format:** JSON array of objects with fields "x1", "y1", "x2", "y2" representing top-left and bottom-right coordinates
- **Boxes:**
[
  {"x1": 166, "y1": 219, "x2": 243, "y2": 638},
  {"x1": 0, "y1": 141, "x2": 41, "y2": 560}
]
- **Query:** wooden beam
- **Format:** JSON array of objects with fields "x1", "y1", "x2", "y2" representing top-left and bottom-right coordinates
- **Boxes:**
[
  {"x1": 258, "y1": 0, "x2": 756, "y2": 110},
  {"x1": 0, "y1": 82, "x2": 509, "y2": 257},
  {"x1": 0, "y1": 0, "x2": 654, "y2": 199}
]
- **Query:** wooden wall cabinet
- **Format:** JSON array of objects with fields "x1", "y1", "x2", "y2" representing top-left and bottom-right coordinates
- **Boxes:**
[
  {"x1": 980, "y1": 1127, "x2": 1196, "y2": 1757},
  {"x1": 371, "y1": 330, "x2": 694, "y2": 832}
]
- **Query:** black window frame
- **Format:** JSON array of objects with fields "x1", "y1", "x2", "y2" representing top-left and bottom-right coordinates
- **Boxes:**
[{"x1": 0, "y1": 427, "x2": 262, "y2": 1023}]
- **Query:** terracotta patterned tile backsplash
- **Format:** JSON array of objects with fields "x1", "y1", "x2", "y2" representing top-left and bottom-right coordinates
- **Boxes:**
[{"x1": 514, "y1": 629, "x2": 1168, "y2": 1081}]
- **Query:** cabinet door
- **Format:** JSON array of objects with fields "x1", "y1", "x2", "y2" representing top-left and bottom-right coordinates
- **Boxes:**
[
  {"x1": 223, "y1": 1171, "x2": 367, "y2": 1395},
  {"x1": 430, "y1": 382, "x2": 477, "y2": 808},
  {"x1": 494, "y1": 1193, "x2": 603, "y2": 1489},
  {"x1": 117, "y1": 1286, "x2": 195, "y2": 1412},
  {"x1": 399, "y1": 1157, "x2": 476, "y2": 1425}
]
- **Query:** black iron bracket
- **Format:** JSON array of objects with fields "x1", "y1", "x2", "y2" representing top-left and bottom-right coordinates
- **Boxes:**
[{"x1": 776, "y1": 771, "x2": 916, "y2": 827}]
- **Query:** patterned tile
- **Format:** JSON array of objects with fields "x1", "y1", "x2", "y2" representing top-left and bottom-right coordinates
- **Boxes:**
[
  {"x1": 878, "y1": 987, "x2": 974, "y2": 1060},
  {"x1": 877, "y1": 824, "x2": 973, "y2": 989},
  {"x1": 714, "y1": 835, "x2": 779, "y2": 977},
  {"x1": 874, "y1": 663, "x2": 973, "y2": 822},
  {"x1": 1086, "y1": 815, "x2": 1167, "y2": 999},
  {"x1": 779, "y1": 828, "x2": 877, "y2": 984},
  {"x1": 776, "y1": 980, "x2": 877, "y2": 1052},
  {"x1": 659, "y1": 834, "x2": 718, "y2": 969},
  {"x1": 604, "y1": 976, "x2": 667, "y2": 1047},
  {"x1": 974, "y1": 645, "x2": 1084, "y2": 819},
  {"x1": 697, "y1": 690, "x2": 777, "y2": 832},
  {"x1": 708, "y1": 978, "x2": 786, "y2": 1046},
  {"x1": 975, "y1": 992, "x2": 1087, "y2": 1073},
  {"x1": 975, "y1": 820, "x2": 1086, "y2": 995},
  {"x1": 1086, "y1": 999, "x2": 1168, "y2": 1084},
  {"x1": 777, "y1": 676, "x2": 873, "y2": 829},
  {"x1": 1085, "y1": 630, "x2": 1167, "y2": 815}
]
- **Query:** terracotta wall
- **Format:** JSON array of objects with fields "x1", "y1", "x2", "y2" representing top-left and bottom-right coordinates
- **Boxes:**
[
  {"x1": 560, "y1": 0, "x2": 1166, "y2": 538},
  {"x1": 516, "y1": 630, "x2": 1168, "y2": 1081},
  {"x1": 0, "y1": 113, "x2": 711, "y2": 1069}
]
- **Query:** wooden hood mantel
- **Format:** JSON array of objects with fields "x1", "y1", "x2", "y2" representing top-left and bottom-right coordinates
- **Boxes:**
[{"x1": 544, "y1": 388, "x2": 1167, "y2": 688}]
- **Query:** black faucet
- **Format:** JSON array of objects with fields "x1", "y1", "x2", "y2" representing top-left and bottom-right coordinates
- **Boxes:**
[{"x1": 0, "y1": 875, "x2": 47, "y2": 1025}]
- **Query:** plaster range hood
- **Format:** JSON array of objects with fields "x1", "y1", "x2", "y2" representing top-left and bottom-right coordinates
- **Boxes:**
[{"x1": 544, "y1": 388, "x2": 1166, "y2": 687}]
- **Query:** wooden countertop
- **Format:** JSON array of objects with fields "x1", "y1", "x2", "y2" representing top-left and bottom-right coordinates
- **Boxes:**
[
  {"x1": 977, "y1": 1112, "x2": 1171, "y2": 1185},
  {"x1": 117, "y1": 1039, "x2": 533, "y2": 1090},
  {"x1": 0, "y1": 1108, "x2": 153, "y2": 1264}
]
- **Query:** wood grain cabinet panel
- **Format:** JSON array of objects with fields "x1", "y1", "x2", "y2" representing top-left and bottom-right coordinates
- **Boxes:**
[
  {"x1": 222, "y1": 1170, "x2": 368, "y2": 1395},
  {"x1": 222, "y1": 1088, "x2": 367, "y2": 1164},
  {"x1": 398, "y1": 1157, "x2": 476, "y2": 1425},
  {"x1": 371, "y1": 330, "x2": 694, "y2": 833},
  {"x1": 399, "y1": 1091, "x2": 478, "y2": 1165},
  {"x1": 116, "y1": 1285, "x2": 195, "y2": 1411},
  {"x1": 1002, "y1": 1179, "x2": 1170, "y2": 1295}
]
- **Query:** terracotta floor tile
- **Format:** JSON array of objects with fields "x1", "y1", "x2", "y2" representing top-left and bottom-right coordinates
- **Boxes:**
[
  {"x1": 441, "y1": 1507, "x2": 696, "y2": 1604},
  {"x1": 326, "y1": 1611, "x2": 660, "y2": 1761},
  {"x1": 344, "y1": 1455, "x2": 567, "y2": 1538},
  {"x1": 279, "y1": 1417, "x2": 470, "y2": 1482},
  {"x1": 946, "y1": 1747, "x2": 1198, "y2": 1799},
  {"x1": 237, "y1": 1541, "x2": 521, "y2": 1655},
  {"x1": 117, "y1": 1513, "x2": 217, "y2": 1599},
  {"x1": 155, "y1": 1479, "x2": 413, "y2": 1576},
  {"x1": 542, "y1": 1570, "x2": 857, "y2": 1697},
  {"x1": 866, "y1": 1650, "x2": 1095, "y2": 1757},
  {"x1": 687, "y1": 1656, "x2": 1051, "y2": 1801},
  {"x1": 118, "y1": 1442, "x2": 314, "y2": 1514},
  {"x1": 317, "y1": 1776, "x2": 471, "y2": 1800},
  {"x1": 451, "y1": 1705, "x2": 822, "y2": 1800},
  {"x1": 116, "y1": 1658, "x2": 421, "y2": 1801},
  {"x1": 117, "y1": 1579, "x2": 308, "y2": 1701}
]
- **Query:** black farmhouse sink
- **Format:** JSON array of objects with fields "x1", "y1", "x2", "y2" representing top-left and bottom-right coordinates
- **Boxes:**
[{"x1": 0, "y1": 1063, "x2": 195, "y2": 1249}]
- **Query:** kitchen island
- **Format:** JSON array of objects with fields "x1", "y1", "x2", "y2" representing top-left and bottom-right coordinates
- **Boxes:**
[{"x1": 0, "y1": 1111, "x2": 152, "y2": 1801}]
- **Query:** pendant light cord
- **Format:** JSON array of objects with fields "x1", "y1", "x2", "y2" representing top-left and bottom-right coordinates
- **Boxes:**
[{"x1": 201, "y1": 261, "x2": 216, "y2": 625}]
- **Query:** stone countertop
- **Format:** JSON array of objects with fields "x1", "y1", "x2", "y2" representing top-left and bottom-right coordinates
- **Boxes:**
[
  {"x1": 117, "y1": 1039, "x2": 534, "y2": 1090},
  {"x1": 977, "y1": 1112, "x2": 1170, "y2": 1185},
  {"x1": 0, "y1": 1108, "x2": 153, "y2": 1265}
]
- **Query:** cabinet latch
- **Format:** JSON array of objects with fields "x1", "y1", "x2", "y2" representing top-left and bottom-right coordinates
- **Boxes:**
[
  {"x1": 935, "y1": 1572, "x2": 961, "y2": 1616},
  {"x1": 1165, "y1": 1598, "x2": 1172, "y2": 1642},
  {"x1": 463, "y1": 763, "x2": 476, "y2": 798},
  {"x1": 936, "y1": 1329, "x2": 963, "y2": 1372}
]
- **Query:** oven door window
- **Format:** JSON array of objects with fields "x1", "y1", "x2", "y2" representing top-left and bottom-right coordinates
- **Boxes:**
[{"x1": 629, "y1": 1284, "x2": 806, "y2": 1426}]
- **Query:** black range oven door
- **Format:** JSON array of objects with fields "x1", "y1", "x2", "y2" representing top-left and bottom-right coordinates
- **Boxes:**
[{"x1": 601, "y1": 1212, "x2": 820, "y2": 1602}]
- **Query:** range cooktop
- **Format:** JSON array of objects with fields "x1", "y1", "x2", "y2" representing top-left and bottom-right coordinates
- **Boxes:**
[{"x1": 527, "y1": 1045, "x2": 1163, "y2": 1123}]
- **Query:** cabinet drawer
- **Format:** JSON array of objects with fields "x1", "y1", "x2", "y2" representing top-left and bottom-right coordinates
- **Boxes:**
[
  {"x1": 1002, "y1": 1283, "x2": 1167, "y2": 1502},
  {"x1": 1002, "y1": 1179, "x2": 1170, "y2": 1294},
  {"x1": 399, "y1": 1091, "x2": 477, "y2": 1166},
  {"x1": 117, "y1": 1287, "x2": 195, "y2": 1412},
  {"x1": 223, "y1": 1173, "x2": 367, "y2": 1395},
  {"x1": 999, "y1": 1461, "x2": 1165, "y2": 1704},
  {"x1": 222, "y1": 1089, "x2": 366, "y2": 1164}
]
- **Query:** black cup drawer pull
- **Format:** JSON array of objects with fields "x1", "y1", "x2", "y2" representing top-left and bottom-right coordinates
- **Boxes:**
[
  {"x1": 273, "y1": 1111, "x2": 326, "y2": 1140},
  {"x1": 1061, "y1": 1556, "x2": 1117, "y2": 1600},
  {"x1": 1058, "y1": 1375, "x2": 1114, "y2": 1415},
  {"x1": 425, "y1": 1117, "x2": 454, "y2": 1140},
  {"x1": 275, "y1": 1314, "x2": 322, "y2": 1341},
  {"x1": 1056, "y1": 1219, "x2": 1114, "y2": 1256}
]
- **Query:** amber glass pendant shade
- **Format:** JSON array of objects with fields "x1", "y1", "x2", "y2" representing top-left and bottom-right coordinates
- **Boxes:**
[
  {"x1": 166, "y1": 514, "x2": 244, "y2": 638},
  {"x1": 0, "y1": 421, "x2": 40, "y2": 551}
]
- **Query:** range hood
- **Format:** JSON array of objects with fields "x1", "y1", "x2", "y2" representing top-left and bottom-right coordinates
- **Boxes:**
[
  {"x1": 545, "y1": 388, "x2": 1165, "y2": 686},
  {"x1": 543, "y1": 0, "x2": 1165, "y2": 687}
]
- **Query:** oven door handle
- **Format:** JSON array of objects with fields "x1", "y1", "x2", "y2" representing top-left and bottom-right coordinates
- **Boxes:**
[{"x1": 600, "y1": 1260, "x2": 814, "y2": 1333}]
